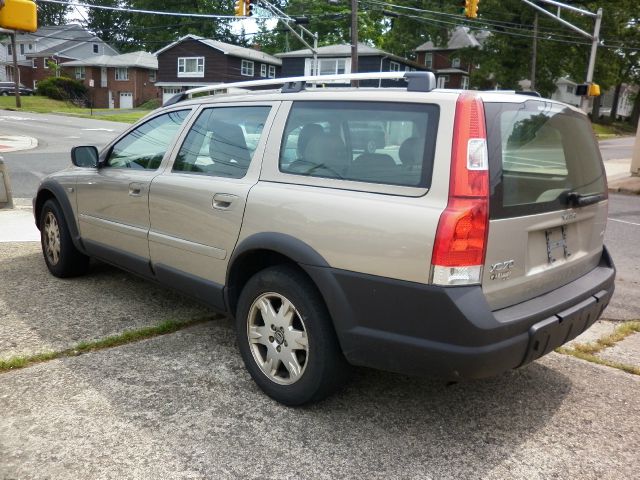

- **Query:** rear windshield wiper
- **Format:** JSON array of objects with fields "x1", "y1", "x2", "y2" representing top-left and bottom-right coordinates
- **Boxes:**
[{"x1": 565, "y1": 191, "x2": 606, "y2": 208}]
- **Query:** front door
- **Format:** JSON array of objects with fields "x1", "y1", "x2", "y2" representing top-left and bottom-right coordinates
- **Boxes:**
[
  {"x1": 76, "y1": 109, "x2": 191, "y2": 275},
  {"x1": 148, "y1": 104, "x2": 276, "y2": 303}
]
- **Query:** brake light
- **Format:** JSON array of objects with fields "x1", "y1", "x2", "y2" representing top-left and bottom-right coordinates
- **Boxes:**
[{"x1": 432, "y1": 93, "x2": 489, "y2": 286}]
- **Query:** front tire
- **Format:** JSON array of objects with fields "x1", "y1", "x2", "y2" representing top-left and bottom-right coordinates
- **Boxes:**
[
  {"x1": 40, "y1": 199, "x2": 89, "y2": 278},
  {"x1": 236, "y1": 265, "x2": 350, "y2": 406}
]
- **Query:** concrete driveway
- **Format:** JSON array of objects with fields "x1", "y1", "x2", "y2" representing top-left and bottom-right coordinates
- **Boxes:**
[{"x1": 1, "y1": 242, "x2": 639, "y2": 479}]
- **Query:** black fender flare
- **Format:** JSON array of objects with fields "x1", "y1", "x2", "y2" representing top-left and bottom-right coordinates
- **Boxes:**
[{"x1": 35, "y1": 180, "x2": 87, "y2": 254}]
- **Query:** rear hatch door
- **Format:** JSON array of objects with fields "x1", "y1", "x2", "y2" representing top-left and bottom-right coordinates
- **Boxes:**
[{"x1": 482, "y1": 99, "x2": 608, "y2": 310}]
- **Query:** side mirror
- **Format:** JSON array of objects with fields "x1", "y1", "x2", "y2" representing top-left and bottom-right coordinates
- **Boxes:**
[{"x1": 71, "y1": 146, "x2": 99, "y2": 168}]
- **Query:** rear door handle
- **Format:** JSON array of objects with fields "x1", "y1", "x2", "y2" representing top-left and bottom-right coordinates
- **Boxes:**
[
  {"x1": 129, "y1": 182, "x2": 144, "y2": 197},
  {"x1": 212, "y1": 193, "x2": 238, "y2": 210}
]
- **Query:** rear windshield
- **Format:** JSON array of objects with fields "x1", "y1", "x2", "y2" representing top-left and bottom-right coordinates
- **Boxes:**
[
  {"x1": 279, "y1": 101, "x2": 439, "y2": 188},
  {"x1": 485, "y1": 100, "x2": 606, "y2": 219}
]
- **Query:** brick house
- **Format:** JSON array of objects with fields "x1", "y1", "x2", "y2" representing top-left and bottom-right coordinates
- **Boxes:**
[
  {"x1": 61, "y1": 51, "x2": 159, "y2": 109},
  {"x1": 155, "y1": 35, "x2": 282, "y2": 104},
  {"x1": 414, "y1": 27, "x2": 489, "y2": 89},
  {"x1": 0, "y1": 24, "x2": 118, "y2": 89},
  {"x1": 276, "y1": 43, "x2": 426, "y2": 87}
]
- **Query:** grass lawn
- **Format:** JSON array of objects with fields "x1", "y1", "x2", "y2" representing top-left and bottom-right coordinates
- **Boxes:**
[
  {"x1": 0, "y1": 95, "x2": 150, "y2": 123},
  {"x1": 592, "y1": 121, "x2": 637, "y2": 139}
]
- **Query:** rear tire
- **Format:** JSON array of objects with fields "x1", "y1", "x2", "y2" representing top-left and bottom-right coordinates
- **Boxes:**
[
  {"x1": 236, "y1": 265, "x2": 350, "y2": 406},
  {"x1": 39, "y1": 199, "x2": 90, "y2": 278}
]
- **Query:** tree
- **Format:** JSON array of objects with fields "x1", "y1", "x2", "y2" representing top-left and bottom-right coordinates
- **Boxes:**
[
  {"x1": 37, "y1": 0, "x2": 71, "y2": 26},
  {"x1": 84, "y1": 0, "x2": 132, "y2": 52}
]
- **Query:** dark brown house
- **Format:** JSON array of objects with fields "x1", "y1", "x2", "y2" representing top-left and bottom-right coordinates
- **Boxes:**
[
  {"x1": 155, "y1": 35, "x2": 282, "y2": 104},
  {"x1": 414, "y1": 27, "x2": 489, "y2": 90}
]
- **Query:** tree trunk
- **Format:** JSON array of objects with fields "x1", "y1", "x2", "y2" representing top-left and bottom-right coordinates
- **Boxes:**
[{"x1": 610, "y1": 83, "x2": 622, "y2": 121}]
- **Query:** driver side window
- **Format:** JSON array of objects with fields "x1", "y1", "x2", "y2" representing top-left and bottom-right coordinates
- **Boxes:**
[{"x1": 106, "y1": 110, "x2": 190, "y2": 170}]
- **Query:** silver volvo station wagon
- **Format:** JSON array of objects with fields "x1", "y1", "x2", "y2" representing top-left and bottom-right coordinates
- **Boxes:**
[{"x1": 34, "y1": 72, "x2": 615, "y2": 405}]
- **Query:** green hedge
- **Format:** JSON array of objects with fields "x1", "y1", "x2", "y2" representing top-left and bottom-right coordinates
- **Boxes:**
[{"x1": 36, "y1": 76, "x2": 87, "y2": 101}]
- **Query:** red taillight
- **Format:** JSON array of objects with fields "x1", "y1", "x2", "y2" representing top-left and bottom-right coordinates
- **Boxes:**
[{"x1": 432, "y1": 93, "x2": 489, "y2": 285}]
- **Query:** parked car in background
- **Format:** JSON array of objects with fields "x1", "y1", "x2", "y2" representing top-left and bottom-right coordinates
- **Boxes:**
[{"x1": 0, "y1": 82, "x2": 34, "y2": 96}]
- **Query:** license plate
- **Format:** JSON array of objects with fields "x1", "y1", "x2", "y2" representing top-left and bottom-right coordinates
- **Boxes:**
[{"x1": 545, "y1": 226, "x2": 571, "y2": 264}]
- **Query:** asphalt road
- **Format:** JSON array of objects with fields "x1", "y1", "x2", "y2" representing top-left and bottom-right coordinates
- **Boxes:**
[
  {"x1": 0, "y1": 110, "x2": 129, "y2": 198},
  {"x1": 598, "y1": 135, "x2": 635, "y2": 161}
]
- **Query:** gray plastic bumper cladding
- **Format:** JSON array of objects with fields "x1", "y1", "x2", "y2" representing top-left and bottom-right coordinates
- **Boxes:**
[{"x1": 304, "y1": 246, "x2": 615, "y2": 380}]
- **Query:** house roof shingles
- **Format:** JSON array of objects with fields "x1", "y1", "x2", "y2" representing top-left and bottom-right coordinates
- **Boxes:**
[{"x1": 61, "y1": 51, "x2": 158, "y2": 70}]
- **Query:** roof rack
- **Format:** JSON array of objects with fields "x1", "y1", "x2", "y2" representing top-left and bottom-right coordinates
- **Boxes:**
[
  {"x1": 163, "y1": 71, "x2": 436, "y2": 106},
  {"x1": 485, "y1": 90, "x2": 542, "y2": 98}
]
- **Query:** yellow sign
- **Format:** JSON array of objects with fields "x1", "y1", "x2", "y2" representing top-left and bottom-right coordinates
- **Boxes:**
[
  {"x1": 588, "y1": 83, "x2": 601, "y2": 97},
  {"x1": 0, "y1": 0, "x2": 37, "y2": 32}
]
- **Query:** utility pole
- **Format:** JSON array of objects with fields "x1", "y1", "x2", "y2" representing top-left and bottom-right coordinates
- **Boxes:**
[
  {"x1": 520, "y1": 0, "x2": 602, "y2": 112},
  {"x1": 350, "y1": 0, "x2": 358, "y2": 87},
  {"x1": 530, "y1": 13, "x2": 538, "y2": 91},
  {"x1": 10, "y1": 32, "x2": 21, "y2": 108}
]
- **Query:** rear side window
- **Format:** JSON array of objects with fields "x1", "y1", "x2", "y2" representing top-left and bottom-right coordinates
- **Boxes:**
[
  {"x1": 485, "y1": 101, "x2": 606, "y2": 218},
  {"x1": 279, "y1": 101, "x2": 439, "y2": 188},
  {"x1": 173, "y1": 106, "x2": 271, "y2": 178}
]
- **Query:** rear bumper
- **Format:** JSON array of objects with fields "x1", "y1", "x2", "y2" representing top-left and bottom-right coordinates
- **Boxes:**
[{"x1": 305, "y1": 246, "x2": 615, "y2": 379}]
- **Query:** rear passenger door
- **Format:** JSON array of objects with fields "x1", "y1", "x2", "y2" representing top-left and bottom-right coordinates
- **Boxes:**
[{"x1": 148, "y1": 103, "x2": 278, "y2": 307}]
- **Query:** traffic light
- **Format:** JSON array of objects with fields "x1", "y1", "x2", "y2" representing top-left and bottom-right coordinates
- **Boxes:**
[
  {"x1": 234, "y1": 0, "x2": 245, "y2": 17},
  {"x1": 0, "y1": 0, "x2": 37, "y2": 32},
  {"x1": 465, "y1": 0, "x2": 479, "y2": 19},
  {"x1": 575, "y1": 83, "x2": 600, "y2": 96},
  {"x1": 245, "y1": 0, "x2": 253, "y2": 17}
]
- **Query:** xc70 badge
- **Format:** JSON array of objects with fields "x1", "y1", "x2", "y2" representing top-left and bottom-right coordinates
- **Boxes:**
[{"x1": 489, "y1": 260, "x2": 514, "y2": 281}]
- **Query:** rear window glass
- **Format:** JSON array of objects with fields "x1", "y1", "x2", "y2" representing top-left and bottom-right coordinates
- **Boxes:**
[
  {"x1": 279, "y1": 101, "x2": 439, "y2": 188},
  {"x1": 485, "y1": 100, "x2": 606, "y2": 218}
]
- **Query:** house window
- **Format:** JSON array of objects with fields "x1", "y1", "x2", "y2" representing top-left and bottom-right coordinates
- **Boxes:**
[
  {"x1": 44, "y1": 58, "x2": 57, "y2": 70},
  {"x1": 424, "y1": 53, "x2": 433, "y2": 69},
  {"x1": 93, "y1": 43, "x2": 99, "y2": 54},
  {"x1": 451, "y1": 58, "x2": 461, "y2": 68},
  {"x1": 115, "y1": 67, "x2": 129, "y2": 80},
  {"x1": 20, "y1": 44, "x2": 25, "y2": 55},
  {"x1": 7, "y1": 44, "x2": 11, "y2": 56},
  {"x1": 149, "y1": 70, "x2": 156, "y2": 82},
  {"x1": 28, "y1": 43, "x2": 33, "y2": 51},
  {"x1": 268, "y1": 65, "x2": 276, "y2": 78},
  {"x1": 260, "y1": 64, "x2": 267, "y2": 77},
  {"x1": 390, "y1": 61, "x2": 401, "y2": 72},
  {"x1": 566, "y1": 85, "x2": 575, "y2": 94},
  {"x1": 75, "y1": 66, "x2": 86, "y2": 80},
  {"x1": 461, "y1": 76, "x2": 469, "y2": 90},
  {"x1": 436, "y1": 75, "x2": 449, "y2": 88},
  {"x1": 241, "y1": 59, "x2": 254, "y2": 76},
  {"x1": 32, "y1": 59, "x2": 37, "y2": 68},
  {"x1": 177, "y1": 57, "x2": 205, "y2": 77}
]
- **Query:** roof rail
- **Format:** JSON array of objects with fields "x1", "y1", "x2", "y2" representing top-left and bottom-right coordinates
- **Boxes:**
[
  {"x1": 484, "y1": 90, "x2": 542, "y2": 98},
  {"x1": 163, "y1": 71, "x2": 436, "y2": 106}
]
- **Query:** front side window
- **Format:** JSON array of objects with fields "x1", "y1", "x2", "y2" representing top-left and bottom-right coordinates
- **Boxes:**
[
  {"x1": 115, "y1": 67, "x2": 128, "y2": 80},
  {"x1": 390, "y1": 61, "x2": 401, "y2": 72},
  {"x1": 177, "y1": 57, "x2": 205, "y2": 77},
  {"x1": 268, "y1": 65, "x2": 276, "y2": 78},
  {"x1": 451, "y1": 57, "x2": 461, "y2": 68},
  {"x1": 279, "y1": 101, "x2": 439, "y2": 188},
  {"x1": 485, "y1": 101, "x2": 606, "y2": 218},
  {"x1": 566, "y1": 85, "x2": 575, "y2": 94},
  {"x1": 20, "y1": 44, "x2": 24, "y2": 55},
  {"x1": 93, "y1": 43, "x2": 99, "y2": 54},
  {"x1": 173, "y1": 106, "x2": 271, "y2": 179},
  {"x1": 75, "y1": 66, "x2": 85, "y2": 80},
  {"x1": 260, "y1": 64, "x2": 267, "y2": 77},
  {"x1": 241, "y1": 60, "x2": 254, "y2": 76},
  {"x1": 461, "y1": 76, "x2": 469, "y2": 90},
  {"x1": 106, "y1": 110, "x2": 190, "y2": 170},
  {"x1": 436, "y1": 75, "x2": 449, "y2": 88},
  {"x1": 149, "y1": 70, "x2": 156, "y2": 82}
]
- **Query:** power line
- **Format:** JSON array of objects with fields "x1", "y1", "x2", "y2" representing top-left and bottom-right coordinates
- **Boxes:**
[{"x1": 38, "y1": 0, "x2": 277, "y2": 20}]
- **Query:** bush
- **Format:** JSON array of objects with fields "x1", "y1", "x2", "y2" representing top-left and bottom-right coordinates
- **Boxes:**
[{"x1": 36, "y1": 76, "x2": 87, "y2": 101}]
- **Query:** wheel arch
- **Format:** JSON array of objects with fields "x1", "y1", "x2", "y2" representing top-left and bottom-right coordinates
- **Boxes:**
[
  {"x1": 225, "y1": 233, "x2": 330, "y2": 319},
  {"x1": 34, "y1": 181, "x2": 86, "y2": 254}
]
